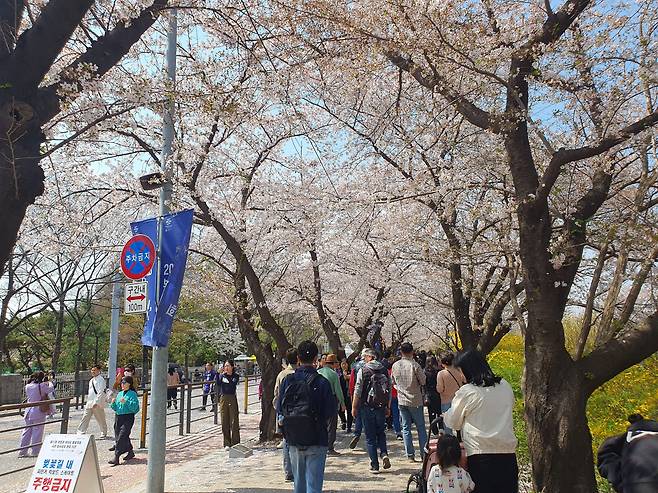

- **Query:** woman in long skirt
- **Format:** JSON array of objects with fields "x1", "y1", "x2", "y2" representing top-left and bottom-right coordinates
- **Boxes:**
[{"x1": 109, "y1": 375, "x2": 139, "y2": 466}]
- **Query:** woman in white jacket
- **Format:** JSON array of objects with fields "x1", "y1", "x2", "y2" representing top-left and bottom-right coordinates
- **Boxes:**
[{"x1": 443, "y1": 350, "x2": 518, "y2": 493}]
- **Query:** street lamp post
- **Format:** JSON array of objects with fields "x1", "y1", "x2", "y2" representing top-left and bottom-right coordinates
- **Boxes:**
[{"x1": 145, "y1": 7, "x2": 177, "y2": 493}]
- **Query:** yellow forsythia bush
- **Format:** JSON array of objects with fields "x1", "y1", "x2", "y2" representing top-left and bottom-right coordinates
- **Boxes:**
[{"x1": 488, "y1": 334, "x2": 658, "y2": 492}]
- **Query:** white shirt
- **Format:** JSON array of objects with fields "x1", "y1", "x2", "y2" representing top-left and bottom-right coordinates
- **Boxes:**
[
  {"x1": 86, "y1": 375, "x2": 106, "y2": 408},
  {"x1": 443, "y1": 379, "x2": 517, "y2": 455},
  {"x1": 427, "y1": 465, "x2": 475, "y2": 493}
]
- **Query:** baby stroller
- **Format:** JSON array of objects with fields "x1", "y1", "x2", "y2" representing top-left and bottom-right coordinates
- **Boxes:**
[{"x1": 406, "y1": 416, "x2": 467, "y2": 493}]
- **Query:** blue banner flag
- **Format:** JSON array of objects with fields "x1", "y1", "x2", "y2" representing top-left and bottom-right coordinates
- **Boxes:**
[{"x1": 130, "y1": 209, "x2": 194, "y2": 347}]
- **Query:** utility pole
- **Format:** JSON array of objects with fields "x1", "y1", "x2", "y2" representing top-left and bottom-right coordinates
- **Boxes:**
[
  {"x1": 146, "y1": 7, "x2": 177, "y2": 493},
  {"x1": 108, "y1": 272, "x2": 121, "y2": 384}
]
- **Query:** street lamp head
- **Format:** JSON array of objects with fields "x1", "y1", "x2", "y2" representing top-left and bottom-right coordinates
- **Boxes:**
[{"x1": 139, "y1": 172, "x2": 165, "y2": 191}]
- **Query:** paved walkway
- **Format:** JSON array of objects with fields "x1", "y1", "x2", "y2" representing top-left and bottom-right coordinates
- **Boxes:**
[
  {"x1": 3, "y1": 404, "x2": 533, "y2": 493},
  {"x1": 123, "y1": 425, "x2": 419, "y2": 493}
]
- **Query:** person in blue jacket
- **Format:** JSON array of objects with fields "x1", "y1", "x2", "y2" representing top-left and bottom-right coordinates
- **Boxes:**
[
  {"x1": 108, "y1": 375, "x2": 139, "y2": 466},
  {"x1": 200, "y1": 362, "x2": 217, "y2": 411}
]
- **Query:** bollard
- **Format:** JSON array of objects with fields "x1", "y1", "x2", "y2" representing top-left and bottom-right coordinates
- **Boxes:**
[
  {"x1": 140, "y1": 391, "x2": 149, "y2": 449},
  {"x1": 60, "y1": 399, "x2": 70, "y2": 434},
  {"x1": 178, "y1": 385, "x2": 185, "y2": 436},
  {"x1": 186, "y1": 383, "x2": 192, "y2": 434},
  {"x1": 243, "y1": 375, "x2": 249, "y2": 414}
]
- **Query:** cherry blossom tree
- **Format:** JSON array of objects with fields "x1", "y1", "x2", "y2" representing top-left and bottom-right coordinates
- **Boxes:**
[
  {"x1": 0, "y1": 0, "x2": 169, "y2": 275},
  {"x1": 267, "y1": 0, "x2": 658, "y2": 489}
]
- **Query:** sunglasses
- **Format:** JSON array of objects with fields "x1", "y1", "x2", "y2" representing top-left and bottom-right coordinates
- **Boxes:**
[{"x1": 121, "y1": 380, "x2": 129, "y2": 384}]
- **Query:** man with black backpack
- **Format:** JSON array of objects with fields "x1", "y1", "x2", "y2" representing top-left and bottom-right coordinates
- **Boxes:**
[
  {"x1": 352, "y1": 348, "x2": 392, "y2": 474},
  {"x1": 277, "y1": 340, "x2": 335, "y2": 493}
]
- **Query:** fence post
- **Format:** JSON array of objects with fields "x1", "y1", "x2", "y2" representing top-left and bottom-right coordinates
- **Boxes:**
[
  {"x1": 213, "y1": 383, "x2": 219, "y2": 425},
  {"x1": 243, "y1": 375, "x2": 249, "y2": 414},
  {"x1": 186, "y1": 383, "x2": 192, "y2": 434},
  {"x1": 140, "y1": 391, "x2": 149, "y2": 449},
  {"x1": 60, "y1": 399, "x2": 70, "y2": 434},
  {"x1": 178, "y1": 385, "x2": 184, "y2": 436}
]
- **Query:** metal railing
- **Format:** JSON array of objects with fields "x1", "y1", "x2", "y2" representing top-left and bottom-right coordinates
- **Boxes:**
[
  {"x1": 138, "y1": 375, "x2": 261, "y2": 448},
  {"x1": 0, "y1": 398, "x2": 72, "y2": 479}
]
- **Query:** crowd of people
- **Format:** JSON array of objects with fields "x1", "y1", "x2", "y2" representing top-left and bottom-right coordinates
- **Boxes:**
[
  {"x1": 275, "y1": 339, "x2": 519, "y2": 493},
  {"x1": 17, "y1": 341, "x2": 656, "y2": 493}
]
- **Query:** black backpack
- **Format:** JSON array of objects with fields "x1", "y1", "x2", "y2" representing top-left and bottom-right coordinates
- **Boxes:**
[
  {"x1": 362, "y1": 366, "x2": 390, "y2": 408},
  {"x1": 280, "y1": 372, "x2": 323, "y2": 446}
]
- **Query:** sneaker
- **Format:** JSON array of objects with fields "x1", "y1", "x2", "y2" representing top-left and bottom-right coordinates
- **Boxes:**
[
  {"x1": 327, "y1": 449, "x2": 341, "y2": 457},
  {"x1": 124, "y1": 451, "x2": 135, "y2": 461},
  {"x1": 285, "y1": 475, "x2": 294, "y2": 482},
  {"x1": 407, "y1": 456, "x2": 417, "y2": 463},
  {"x1": 99, "y1": 434, "x2": 108, "y2": 440},
  {"x1": 109, "y1": 445, "x2": 116, "y2": 452},
  {"x1": 396, "y1": 434, "x2": 403, "y2": 441},
  {"x1": 382, "y1": 455, "x2": 391, "y2": 469},
  {"x1": 370, "y1": 467, "x2": 380, "y2": 474},
  {"x1": 341, "y1": 422, "x2": 346, "y2": 430},
  {"x1": 349, "y1": 435, "x2": 360, "y2": 449}
]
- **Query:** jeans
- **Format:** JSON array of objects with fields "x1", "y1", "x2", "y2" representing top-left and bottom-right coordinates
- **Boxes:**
[
  {"x1": 440, "y1": 402, "x2": 454, "y2": 435},
  {"x1": 289, "y1": 445, "x2": 328, "y2": 493},
  {"x1": 353, "y1": 407, "x2": 363, "y2": 437},
  {"x1": 399, "y1": 405, "x2": 427, "y2": 459},
  {"x1": 362, "y1": 407, "x2": 388, "y2": 470},
  {"x1": 390, "y1": 398, "x2": 401, "y2": 434},
  {"x1": 282, "y1": 439, "x2": 292, "y2": 478}
]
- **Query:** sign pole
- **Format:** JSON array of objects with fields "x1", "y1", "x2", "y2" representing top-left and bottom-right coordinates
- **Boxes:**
[
  {"x1": 108, "y1": 272, "x2": 121, "y2": 385},
  {"x1": 146, "y1": 7, "x2": 176, "y2": 493}
]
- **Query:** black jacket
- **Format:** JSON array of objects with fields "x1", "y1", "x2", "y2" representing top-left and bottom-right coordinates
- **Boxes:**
[{"x1": 597, "y1": 418, "x2": 658, "y2": 493}]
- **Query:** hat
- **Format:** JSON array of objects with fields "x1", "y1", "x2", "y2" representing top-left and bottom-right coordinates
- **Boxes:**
[
  {"x1": 361, "y1": 348, "x2": 377, "y2": 359},
  {"x1": 325, "y1": 354, "x2": 338, "y2": 364}
]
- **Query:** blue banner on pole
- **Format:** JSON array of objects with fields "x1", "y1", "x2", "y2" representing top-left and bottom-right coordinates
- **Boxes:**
[{"x1": 130, "y1": 209, "x2": 194, "y2": 347}]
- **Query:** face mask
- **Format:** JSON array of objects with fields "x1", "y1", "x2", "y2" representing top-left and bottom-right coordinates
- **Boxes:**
[{"x1": 125, "y1": 371, "x2": 133, "y2": 376}]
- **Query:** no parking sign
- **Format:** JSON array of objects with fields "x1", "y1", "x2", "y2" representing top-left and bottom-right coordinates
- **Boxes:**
[{"x1": 120, "y1": 234, "x2": 156, "y2": 280}]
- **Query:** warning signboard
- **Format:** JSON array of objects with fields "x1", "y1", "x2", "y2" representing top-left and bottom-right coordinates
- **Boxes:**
[
  {"x1": 124, "y1": 282, "x2": 148, "y2": 314},
  {"x1": 26, "y1": 434, "x2": 104, "y2": 493}
]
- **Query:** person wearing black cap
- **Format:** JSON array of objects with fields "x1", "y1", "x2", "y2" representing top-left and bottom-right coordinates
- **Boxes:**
[{"x1": 277, "y1": 340, "x2": 335, "y2": 493}]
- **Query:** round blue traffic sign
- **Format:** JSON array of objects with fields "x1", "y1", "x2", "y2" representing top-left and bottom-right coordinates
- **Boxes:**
[{"x1": 120, "y1": 234, "x2": 156, "y2": 280}]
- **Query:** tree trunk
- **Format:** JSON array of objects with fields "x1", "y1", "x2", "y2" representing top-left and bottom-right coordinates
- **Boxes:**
[
  {"x1": 257, "y1": 349, "x2": 278, "y2": 442},
  {"x1": 524, "y1": 332, "x2": 597, "y2": 493},
  {"x1": 51, "y1": 300, "x2": 65, "y2": 371},
  {"x1": 74, "y1": 334, "x2": 84, "y2": 395},
  {"x1": 0, "y1": 102, "x2": 44, "y2": 277}
]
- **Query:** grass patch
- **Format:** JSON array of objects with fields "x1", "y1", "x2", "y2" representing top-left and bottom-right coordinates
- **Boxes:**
[{"x1": 488, "y1": 334, "x2": 658, "y2": 492}]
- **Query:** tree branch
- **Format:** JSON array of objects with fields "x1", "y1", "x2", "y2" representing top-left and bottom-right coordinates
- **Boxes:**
[
  {"x1": 6, "y1": 0, "x2": 94, "y2": 96},
  {"x1": 385, "y1": 51, "x2": 497, "y2": 132},
  {"x1": 0, "y1": 0, "x2": 24, "y2": 58},
  {"x1": 32, "y1": 0, "x2": 168, "y2": 123},
  {"x1": 537, "y1": 109, "x2": 658, "y2": 202},
  {"x1": 582, "y1": 310, "x2": 658, "y2": 393}
]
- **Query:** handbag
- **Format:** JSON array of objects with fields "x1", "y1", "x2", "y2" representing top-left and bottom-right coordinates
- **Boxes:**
[{"x1": 38, "y1": 383, "x2": 50, "y2": 413}]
